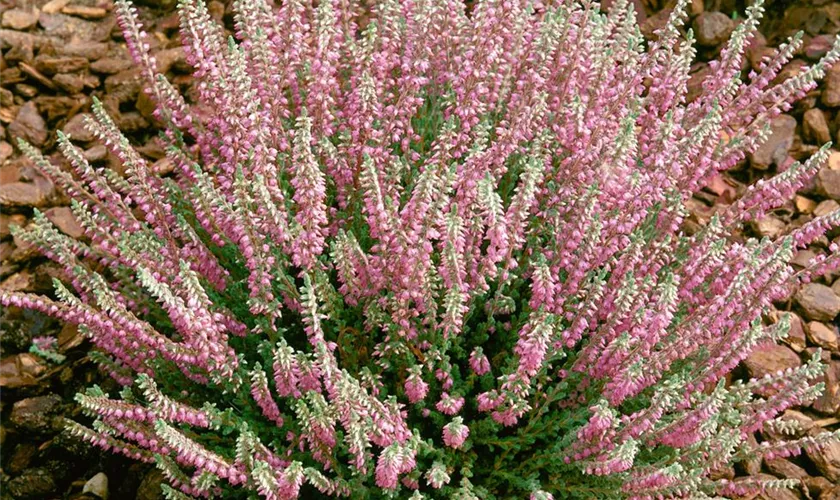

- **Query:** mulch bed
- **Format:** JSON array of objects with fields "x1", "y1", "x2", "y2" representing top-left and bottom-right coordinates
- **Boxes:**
[{"x1": 0, "y1": 0, "x2": 839, "y2": 498}]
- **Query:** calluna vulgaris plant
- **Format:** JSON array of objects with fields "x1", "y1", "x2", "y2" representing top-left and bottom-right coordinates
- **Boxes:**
[{"x1": 5, "y1": 0, "x2": 840, "y2": 497}]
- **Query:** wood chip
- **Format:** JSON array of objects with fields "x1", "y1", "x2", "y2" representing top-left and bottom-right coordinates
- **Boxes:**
[
  {"x1": 41, "y1": 0, "x2": 70, "y2": 14},
  {"x1": 18, "y1": 62, "x2": 57, "y2": 90},
  {"x1": 61, "y1": 5, "x2": 108, "y2": 19}
]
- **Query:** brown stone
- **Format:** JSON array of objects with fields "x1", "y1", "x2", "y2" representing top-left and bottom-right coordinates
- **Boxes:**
[
  {"x1": 754, "y1": 481, "x2": 801, "y2": 500},
  {"x1": 791, "y1": 249, "x2": 818, "y2": 269},
  {"x1": 83, "y1": 144, "x2": 107, "y2": 162},
  {"x1": 807, "y1": 321, "x2": 839, "y2": 351},
  {"x1": 62, "y1": 112, "x2": 95, "y2": 142},
  {"x1": 34, "y1": 95, "x2": 84, "y2": 121},
  {"x1": 749, "y1": 45, "x2": 775, "y2": 73},
  {"x1": 8, "y1": 101, "x2": 47, "y2": 147},
  {"x1": 1, "y1": 86, "x2": 14, "y2": 107},
  {"x1": 10, "y1": 226, "x2": 39, "y2": 263},
  {"x1": 0, "y1": 353, "x2": 46, "y2": 388},
  {"x1": 0, "y1": 104, "x2": 17, "y2": 123},
  {"x1": 61, "y1": 5, "x2": 108, "y2": 19},
  {"x1": 41, "y1": 0, "x2": 70, "y2": 14},
  {"x1": 0, "y1": 68, "x2": 26, "y2": 85},
  {"x1": 0, "y1": 271, "x2": 37, "y2": 292},
  {"x1": 693, "y1": 12, "x2": 734, "y2": 47},
  {"x1": 103, "y1": 68, "x2": 140, "y2": 94},
  {"x1": 804, "y1": 108, "x2": 832, "y2": 145},
  {"x1": 152, "y1": 157, "x2": 174, "y2": 175},
  {"x1": 135, "y1": 89, "x2": 157, "y2": 121},
  {"x1": 740, "y1": 433, "x2": 763, "y2": 476},
  {"x1": 56, "y1": 40, "x2": 109, "y2": 60},
  {"x1": 752, "y1": 215, "x2": 786, "y2": 239},
  {"x1": 828, "y1": 151, "x2": 840, "y2": 171},
  {"x1": 765, "y1": 458, "x2": 809, "y2": 480},
  {"x1": 53, "y1": 72, "x2": 92, "y2": 94},
  {"x1": 686, "y1": 63, "x2": 711, "y2": 103},
  {"x1": 795, "y1": 283, "x2": 840, "y2": 321},
  {"x1": 18, "y1": 62, "x2": 56, "y2": 91},
  {"x1": 817, "y1": 168, "x2": 840, "y2": 201},
  {"x1": 819, "y1": 486, "x2": 840, "y2": 500},
  {"x1": 45, "y1": 206, "x2": 84, "y2": 238},
  {"x1": 5, "y1": 467, "x2": 57, "y2": 498},
  {"x1": 154, "y1": 47, "x2": 187, "y2": 74},
  {"x1": 814, "y1": 199, "x2": 840, "y2": 218},
  {"x1": 7, "y1": 443, "x2": 38, "y2": 475},
  {"x1": 14, "y1": 82, "x2": 38, "y2": 98},
  {"x1": 39, "y1": 11, "x2": 115, "y2": 42},
  {"x1": 0, "y1": 241, "x2": 17, "y2": 258},
  {"x1": 0, "y1": 213, "x2": 27, "y2": 238},
  {"x1": 0, "y1": 182, "x2": 50, "y2": 207},
  {"x1": 743, "y1": 343, "x2": 801, "y2": 382},
  {"x1": 805, "y1": 476, "x2": 834, "y2": 499},
  {"x1": 708, "y1": 463, "x2": 735, "y2": 481},
  {"x1": 795, "y1": 195, "x2": 817, "y2": 214},
  {"x1": 768, "y1": 410, "x2": 815, "y2": 440},
  {"x1": 9, "y1": 395, "x2": 62, "y2": 434},
  {"x1": 823, "y1": 65, "x2": 840, "y2": 108},
  {"x1": 1, "y1": 8, "x2": 40, "y2": 30},
  {"x1": 0, "y1": 29, "x2": 50, "y2": 51},
  {"x1": 90, "y1": 56, "x2": 132, "y2": 74},
  {"x1": 806, "y1": 437, "x2": 840, "y2": 482},
  {"x1": 58, "y1": 323, "x2": 84, "y2": 352},
  {"x1": 749, "y1": 115, "x2": 797, "y2": 170},
  {"x1": 813, "y1": 361, "x2": 840, "y2": 415},
  {"x1": 135, "y1": 469, "x2": 165, "y2": 500},
  {"x1": 785, "y1": 312, "x2": 808, "y2": 353},
  {"x1": 116, "y1": 111, "x2": 149, "y2": 133},
  {"x1": 4, "y1": 38, "x2": 34, "y2": 64},
  {"x1": 806, "y1": 34, "x2": 836, "y2": 60},
  {"x1": 34, "y1": 54, "x2": 89, "y2": 75},
  {"x1": 0, "y1": 141, "x2": 12, "y2": 164}
]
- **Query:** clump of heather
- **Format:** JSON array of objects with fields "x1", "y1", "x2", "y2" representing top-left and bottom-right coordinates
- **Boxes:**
[{"x1": 5, "y1": 0, "x2": 840, "y2": 497}]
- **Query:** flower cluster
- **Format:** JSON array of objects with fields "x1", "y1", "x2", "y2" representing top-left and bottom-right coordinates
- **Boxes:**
[{"x1": 4, "y1": 0, "x2": 840, "y2": 498}]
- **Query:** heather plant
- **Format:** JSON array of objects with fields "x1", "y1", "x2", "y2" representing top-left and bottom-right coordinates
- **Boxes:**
[{"x1": 5, "y1": 0, "x2": 840, "y2": 497}]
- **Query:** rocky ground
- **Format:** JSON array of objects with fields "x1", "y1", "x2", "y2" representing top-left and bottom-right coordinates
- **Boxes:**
[{"x1": 0, "y1": 0, "x2": 839, "y2": 498}]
